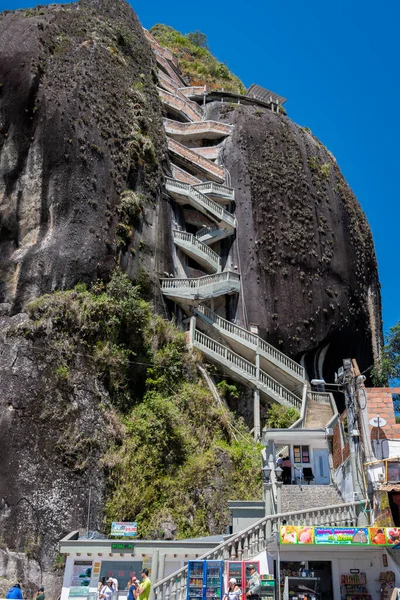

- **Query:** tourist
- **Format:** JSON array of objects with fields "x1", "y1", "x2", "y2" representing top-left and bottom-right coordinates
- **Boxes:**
[
  {"x1": 282, "y1": 455, "x2": 292, "y2": 484},
  {"x1": 246, "y1": 565, "x2": 260, "y2": 600},
  {"x1": 99, "y1": 579, "x2": 114, "y2": 600},
  {"x1": 276, "y1": 454, "x2": 283, "y2": 468},
  {"x1": 6, "y1": 584, "x2": 23, "y2": 600},
  {"x1": 138, "y1": 569, "x2": 151, "y2": 600},
  {"x1": 223, "y1": 578, "x2": 242, "y2": 600},
  {"x1": 36, "y1": 587, "x2": 45, "y2": 600},
  {"x1": 110, "y1": 578, "x2": 119, "y2": 592},
  {"x1": 127, "y1": 575, "x2": 139, "y2": 600}
]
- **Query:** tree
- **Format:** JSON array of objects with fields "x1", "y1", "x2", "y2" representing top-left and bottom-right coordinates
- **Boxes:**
[
  {"x1": 265, "y1": 403, "x2": 299, "y2": 429},
  {"x1": 186, "y1": 30, "x2": 209, "y2": 49},
  {"x1": 372, "y1": 322, "x2": 400, "y2": 386}
]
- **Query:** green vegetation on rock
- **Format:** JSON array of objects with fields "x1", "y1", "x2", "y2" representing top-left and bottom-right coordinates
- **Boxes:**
[
  {"x1": 150, "y1": 24, "x2": 246, "y2": 95},
  {"x1": 21, "y1": 271, "x2": 261, "y2": 538},
  {"x1": 265, "y1": 403, "x2": 299, "y2": 428}
]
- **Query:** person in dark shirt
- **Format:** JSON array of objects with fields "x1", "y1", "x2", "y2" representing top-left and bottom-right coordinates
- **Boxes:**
[{"x1": 36, "y1": 586, "x2": 45, "y2": 600}]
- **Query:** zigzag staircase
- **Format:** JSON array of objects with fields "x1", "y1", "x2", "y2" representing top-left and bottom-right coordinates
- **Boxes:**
[{"x1": 145, "y1": 27, "x2": 308, "y2": 419}]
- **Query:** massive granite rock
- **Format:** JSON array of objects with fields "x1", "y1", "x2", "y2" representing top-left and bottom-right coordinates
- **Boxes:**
[
  {"x1": 207, "y1": 102, "x2": 382, "y2": 383},
  {"x1": 0, "y1": 0, "x2": 173, "y2": 313}
]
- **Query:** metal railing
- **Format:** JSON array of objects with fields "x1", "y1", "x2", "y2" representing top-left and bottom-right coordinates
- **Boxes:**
[
  {"x1": 194, "y1": 182, "x2": 235, "y2": 201},
  {"x1": 153, "y1": 501, "x2": 362, "y2": 600},
  {"x1": 158, "y1": 88, "x2": 203, "y2": 122},
  {"x1": 167, "y1": 139, "x2": 225, "y2": 182},
  {"x1": 172, "y1": 230, "x2": 221, "y2": 272},
  {"x1": 195, "y1": 305, "x2": 305, "y2": 380},
  {"x1": 160, "y1": 271, "x2": 240, "y2": 291},
  {"x1": 166, "y1": 178, "x2": 236, "y2": 228},
  {"x1": 193, "y1": 329, "x2": 302, "y2": 410}
]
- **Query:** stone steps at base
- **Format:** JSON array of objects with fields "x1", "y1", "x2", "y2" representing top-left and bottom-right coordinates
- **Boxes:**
[{"x1": 281, "y1": 484, "x2": 344, "y2": 513}]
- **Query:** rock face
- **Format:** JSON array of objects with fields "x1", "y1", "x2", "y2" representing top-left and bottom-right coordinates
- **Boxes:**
[
  {"x1": 207, "y1": 102, "x2": 382, "y2": 383},
  {"x1": 0, "y1": 0, "x2": 172, "y2": 313}
]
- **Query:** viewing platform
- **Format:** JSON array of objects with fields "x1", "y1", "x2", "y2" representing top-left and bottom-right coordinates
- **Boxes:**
[
  {"x1": 173, "y1": 230, "x2": 221, "y2": 273},
  {"x1": 163, "y1": 118, "x2": 234, "y2": 142},
  {"x1": 190, "y1": 328, "x2": 302, "y2": 409},
  {"x1": 194, "y1": 182, "x2": 235, "y2": 204},
  {"x1": 158, "y1": 88, "x2": 204, "y2": 123},
  {"x1": 167, "y1": 139, "x2": 225, "y2": 183},
  {"x1": 165, "y1": 178, "x2": 236, "y2": 230},
  {"x1": 160, "y1": 271, "x2": 240, "y2": 302},
  {"x1": 195, "y1": 305, "x2": 305, "y2": 395}
]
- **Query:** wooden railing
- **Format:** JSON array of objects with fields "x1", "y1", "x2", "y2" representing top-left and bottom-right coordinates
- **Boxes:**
[
  {"x1": 195, "y1": 305, "x2": 305, "y2": 380},
  {"x1": 193, "y1": 330, "x2": 302, "y2": 410},
  {"x1": 165, "y1": 178, "x2": 235, "y2": 228},
  {"x1": 172, "y1": 230, "x2": 221, "y2": 272},
  {"x1": 153, "y1": 501, "x2": 362, "y2": 600}
]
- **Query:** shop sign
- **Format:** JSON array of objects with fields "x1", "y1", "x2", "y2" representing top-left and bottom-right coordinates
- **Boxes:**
[
  {"x1": 110, "y1": 522, "x2": 138, "y2": 537},
  {"x1": 69, "y1": 561, "x2": 93, "y2": 598},
  {"x1": 111, "y1": 543, "x2": 134, "y2": 550},
  {"x1": 280, "y1": 525, "x2": 400, "y2": 546}
]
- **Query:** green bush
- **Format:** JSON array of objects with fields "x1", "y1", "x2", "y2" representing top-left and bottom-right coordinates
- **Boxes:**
[{"x1": 265, "y1": 403, "x2": 300, "y2": 428}]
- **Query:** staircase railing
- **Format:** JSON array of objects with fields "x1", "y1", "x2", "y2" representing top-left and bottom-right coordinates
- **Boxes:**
[
  {"x1": 194, "y1": 182, "x2": 235, "y2": 202},
  {"x1": 166, "y1": 178, "x2": 236, "y2": 228},
  {"x1": 167, "y1": 139, "x2": 225, "y2": 182},
  {"x1": 158, "y1": 88, "x2": 204, "y2": 122},
  {"x1": 195, "y1": 305, "x2": 305, "y2": 380},
  {"x1": 163, "y1": 118, "x2": 234, "y2": 138},
  {"x1": 193, "y1": 329, "x2": 302, "y2": 410},
  {"x1": 160, "y1": 271, "x2": 240, "y2": 291},
  {"x1": 153, "y1": 501, "x2": 362, "y2": 600},
  {"x1": 173, "y1": 230, "x2": 221, "y2": 272}
]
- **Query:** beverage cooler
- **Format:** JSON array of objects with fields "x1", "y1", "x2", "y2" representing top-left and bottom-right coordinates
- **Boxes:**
[
  {"x1": 226, "y1": 561, "x2": 261, "y2": 600},
  {"x1": 187, "y1": 560, "x2": 224, "y2": 600}
]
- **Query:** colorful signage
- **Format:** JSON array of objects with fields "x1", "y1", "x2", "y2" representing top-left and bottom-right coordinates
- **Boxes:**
[
  {"x1": 280, "y1": 525, "x2": 400, "y2": 546},
  {"x1": 111, "y1": 542, "x2": 134, "y2": 550},
  {"x1": 69, "y1": 561, "x2": 93, "y2": 598},
  {"x1": 110, "y1": 522, "x2": 138, "y2": 537}
]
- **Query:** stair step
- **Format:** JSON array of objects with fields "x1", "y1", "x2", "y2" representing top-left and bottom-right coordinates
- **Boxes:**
[{"x1": 281, "y1": 485, "x2": 344, "y2": 512}]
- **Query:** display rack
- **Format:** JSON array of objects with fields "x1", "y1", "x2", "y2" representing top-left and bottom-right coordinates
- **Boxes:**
[{"x1": 340, "y1": 572, "x2": 371, "y2": 600}]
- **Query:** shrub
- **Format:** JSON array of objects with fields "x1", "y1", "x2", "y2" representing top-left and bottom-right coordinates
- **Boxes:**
[{"x1": 265, "y1": 403, "x2": 300, "y2": 428}]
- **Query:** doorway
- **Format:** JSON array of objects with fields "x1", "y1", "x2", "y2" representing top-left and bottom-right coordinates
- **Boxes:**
[
  {"x1": 313, "y1": 449, "x2": 330, "y2": 484},
  {"x1": 308, "y1": 561, "x2": 332, "y2": 600}
]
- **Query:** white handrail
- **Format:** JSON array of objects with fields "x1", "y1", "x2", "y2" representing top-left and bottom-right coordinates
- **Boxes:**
[
  {"x1": 194, "y1": 182, "x2": 235, "y2": 201},
  {"x1": 172, "y1": 230, "x2": 221, "y2": 271},
  {"x1": 196, "y1": 305, "x2": 305, "y2": 379},
  {"x1": 193, "y1": 329, "x2": 302, "y2": 410},
  {"x1": 166, "y1": 178, "x2": 236, "y2": 228},
  {"x1": 160, "y1": 271, "x2": 240, "y2": 290}
]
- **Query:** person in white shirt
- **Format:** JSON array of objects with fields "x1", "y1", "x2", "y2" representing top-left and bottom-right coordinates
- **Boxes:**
[{"x1": 99, "y1": 579, "x2": 114, "y2": 600}]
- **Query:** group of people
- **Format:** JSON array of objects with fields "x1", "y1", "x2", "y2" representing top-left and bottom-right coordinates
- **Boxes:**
[
  {"x1": 97, "y1": 569, "x2": 151, "y2": 600},
  {"x1": 5, "y1": 584, "x2": 45, "y2": 600},
  {"x1": 223, "y1": 564, "x2": 261, "y2": 600},
  {"x1": 277, "y1": 453, "x2": 292, "y2": 484}
]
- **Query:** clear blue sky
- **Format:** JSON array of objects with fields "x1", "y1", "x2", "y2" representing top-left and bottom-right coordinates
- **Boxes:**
[{"x1": 2, "y1": 0, "x2": 399, "y2": 336}]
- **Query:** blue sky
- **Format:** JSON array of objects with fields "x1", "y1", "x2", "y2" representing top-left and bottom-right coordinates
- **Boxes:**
[{"x1": 2, "y1": 0, "x2": 399, "y2": 336}]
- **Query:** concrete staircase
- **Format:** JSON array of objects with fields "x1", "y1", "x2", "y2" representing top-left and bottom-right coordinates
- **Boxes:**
[
  {"x1": 281, "y1": 484, "x2": 344, "y2": 513},
  {"x1": 305, "y1": 395, "x2": 334, "y2": 427}
]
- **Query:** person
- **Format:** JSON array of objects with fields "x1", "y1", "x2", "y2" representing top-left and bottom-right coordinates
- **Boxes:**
[
  {"x1": 6, "y1": 584, "x2": 23, "y2": 599},
  {"x1": 36, "y1": 587, "x2": 45, "y2": 600},
  {"x1": 276, "y1": 454, "x2": 283, "y2": 469},
  {"x1": 97, "y1": 579, "x2": 106, "y2": 600},
  {"x1": 110, "y1": 578, "x2": 119, "y2": 592},
  {"x1": 99, "y1": 579, "x2": 114, "y2": 600},
  {"x1": 223, "y1": 578, "x2": 241, "y2": 600},
  {"x1": 282, "y1": 455, "x2": 292, "y2": 485},
  {"x1": 138, "y1": 569, "x2": 151, "y2": 600},
  {"x1": 127, "y1": 576, "x2": 139, "y2": 600},
  {"x1": 246, "y1": 565, "x2": 260, "y2": 600}
]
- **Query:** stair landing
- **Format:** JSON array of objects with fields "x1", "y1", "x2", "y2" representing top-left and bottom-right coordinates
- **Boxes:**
[
  {"x1": 305, "y1": 400, "x2": 334, "y2": 428},
  {"x1": 281, "y1": 484, "x2": 344, "y2": 513}
]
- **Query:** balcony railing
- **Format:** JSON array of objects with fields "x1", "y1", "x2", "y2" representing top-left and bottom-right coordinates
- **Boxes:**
[
  {"x1": 173, "y1": 230, "x2": 221, "y2": 273},
  {"x1": 195, "y1": 305, "x2": 305, "y2": 380},
  {"x1": 166, "y1": 178, "x2": 236, "y2": 229},
  {"x1": 193, "y1": 329, "x2": 302, "y2": 410},
  {"x1": 167, "y1": 139, "x2": 225, "y2": 183}
]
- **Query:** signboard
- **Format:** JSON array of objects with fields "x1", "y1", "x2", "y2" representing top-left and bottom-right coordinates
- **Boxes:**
[
  {"x1": 280, "y1": 526, "x2": 400, "y2": 546},
  {"x1": 111, "y1": 543, "x2": 134, "y2": 550},
  {"x1": 111, "y1": 522, "x2": 138, "y2": 537},
  {"x1": 69, "y1": 561, "x2": 93, "y2": 598}
]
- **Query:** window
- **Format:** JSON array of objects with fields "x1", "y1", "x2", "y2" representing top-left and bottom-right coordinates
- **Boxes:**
[
  {"x1": 387, "y1": 461, "x2": 400, "y2": 483},
  {"x1": 392, "y1": 394, "x2": 400, "y2": 424},
  {"x1": 293, "y1": 445, "x2": 310, "y2": 463}
]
